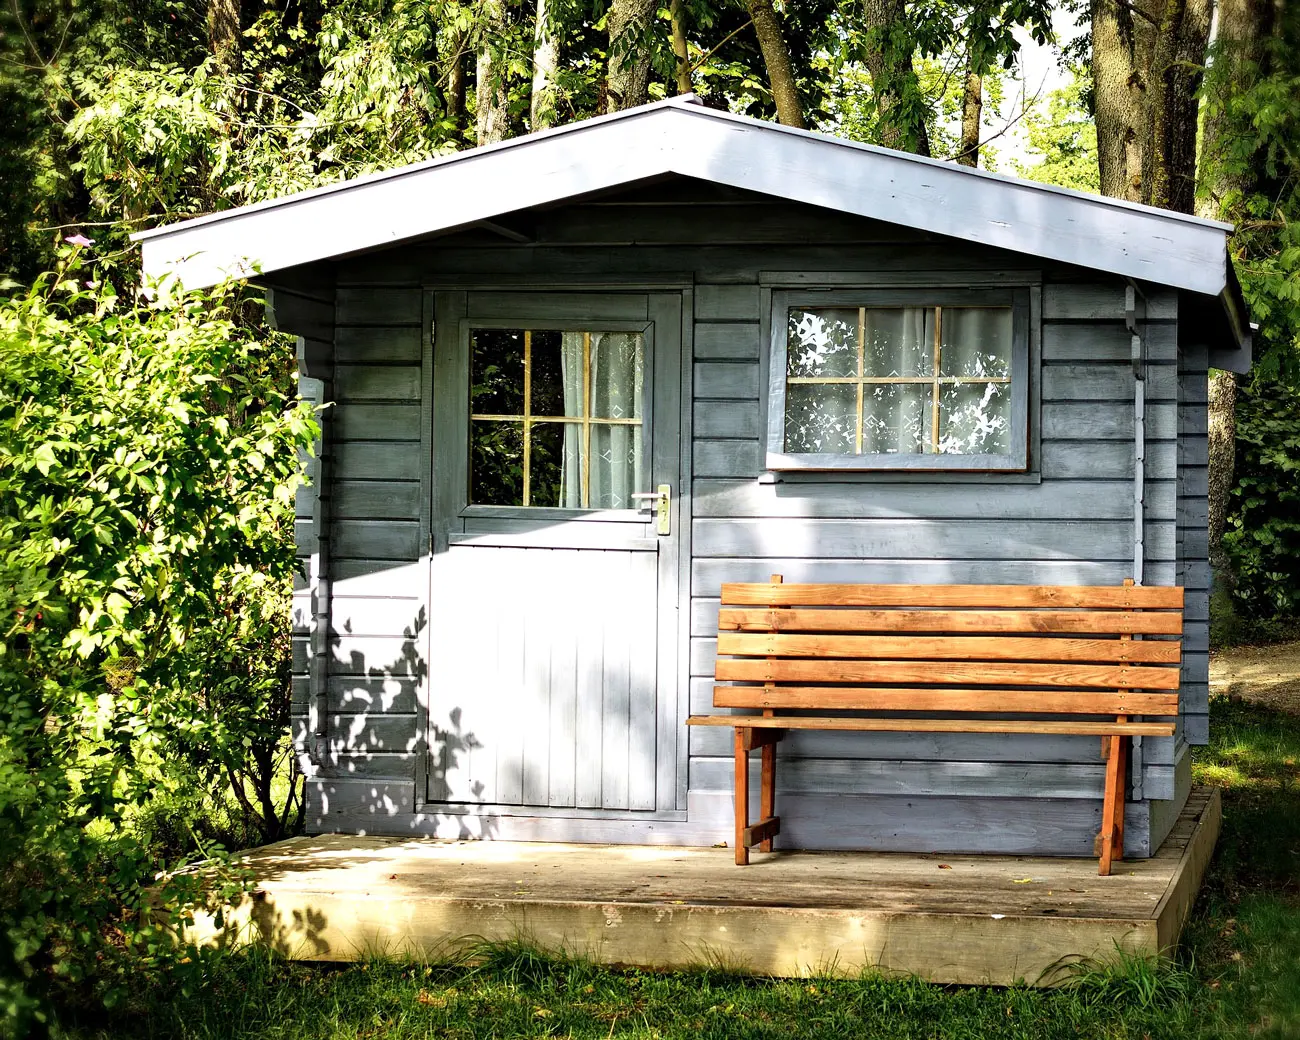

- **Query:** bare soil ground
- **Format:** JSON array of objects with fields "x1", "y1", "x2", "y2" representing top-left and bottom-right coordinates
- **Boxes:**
[{"x1": 1210, "y1": 641, "x2": 1300, "y2": 713}]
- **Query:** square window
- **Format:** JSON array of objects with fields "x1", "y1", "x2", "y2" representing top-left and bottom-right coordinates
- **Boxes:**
[
  {"x1": 468, "y1": 327, "x2": 646, "y2": 507},
  {"x1": 768, "y1": 290, "x2": 1030, "y2": 472}
]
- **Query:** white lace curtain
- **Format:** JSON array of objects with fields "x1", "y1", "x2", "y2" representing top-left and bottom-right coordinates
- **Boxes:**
[{"x1": 788, "y1": 306, "x2": 1011, "y2": 455}]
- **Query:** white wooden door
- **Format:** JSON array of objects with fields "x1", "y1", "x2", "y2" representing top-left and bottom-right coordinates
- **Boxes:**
[{"x1": 425, "y1": 292, "x2": 683, "y2": 816}]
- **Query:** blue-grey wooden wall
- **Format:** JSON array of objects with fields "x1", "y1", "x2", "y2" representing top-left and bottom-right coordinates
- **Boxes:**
[{"x1": 282, "y1": 179, "x2": 1206, "y2": 856}]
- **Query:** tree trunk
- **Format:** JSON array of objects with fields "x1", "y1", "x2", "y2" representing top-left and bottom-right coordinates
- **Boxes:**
[
  {"x1": 1141, "y1": 0, "x2": 1213, "y2": 212},
  {"x1": 1091, "y1": 0, "x2": 1153, "y2": 201},
  {"x1": 531, "y1": 0, "x2": 561, "y2": 130},
  {"x1": 1198, "y1": 0, "x2": 1276, "y2": 216},
  {"x1": 476, "y1": 0, "x2": 511, "y2": 145},
  {"x1": 208, "y1": 0, "x2": 240, "y2": 74},
  {"x1": 957, "y1": 68, "x2": 981, "y2": 167},
  {"x1": 1090, "y1": 0, "x2": 1211, "y2": 208},
  {"x1": 1196, "y1": 0, "x2": 1279, "y2": 583},
  {"x1": 606, "y1": 0, "x2": 657, "y2": 112},
  {"x1": 862, "y1": 0, "x2": 931, "y2": 155},
  {"x1": 448, "y1": 43, "x2": 468, "y2": 136},
  {"x1": 670, "y1": 0, "x2": 692, "y2": 95},
  {"x1": 1206, "y1": 370, "x2": 1239, "y2": 578},
  {"x1": 746, "y1": 0, "x2": 805, "y2": 128}
]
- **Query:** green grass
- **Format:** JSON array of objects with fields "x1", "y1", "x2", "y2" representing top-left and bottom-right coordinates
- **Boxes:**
[{"x1": 54, "y1": 698, "x2": 1300, "y2": 1040}]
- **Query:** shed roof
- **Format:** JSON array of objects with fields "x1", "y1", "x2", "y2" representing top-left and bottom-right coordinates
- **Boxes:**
[{"x1": 134, "y1": 95, "x2": 1250, "y2": 356}]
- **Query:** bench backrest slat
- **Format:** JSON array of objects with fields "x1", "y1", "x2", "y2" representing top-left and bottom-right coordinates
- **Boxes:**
[
  {"x1": 720, "y1": 583, "x2": 1185, "y2": 610},
  {"x1": 716, "y1": 658, "x2": 1182, "y2": 689},
  {"x1": 712, "y1": 686, "x2": 1181, "y2": 715},
  {"x1": 718, "y1": 608, "x2": 1185, "y2": 636},
  {"x1": 714, "y1": 582, "x2": 1184, "y2": 717},
  {"x1": 716, "y1": 633, "x2": 1181, "y2": 664}
]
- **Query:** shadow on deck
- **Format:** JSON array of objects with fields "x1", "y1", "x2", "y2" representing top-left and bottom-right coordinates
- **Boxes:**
[{"x1": 185, "y1": 787, "x2": 1220, "y2": 987}]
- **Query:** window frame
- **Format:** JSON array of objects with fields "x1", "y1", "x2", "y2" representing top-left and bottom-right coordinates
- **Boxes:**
[
  {"x1": 765, "y1": 287, "x2": 1033, "y2": 473},
  {"x1": 457, "y1": 314, "x2": 656, "y2": 518}
]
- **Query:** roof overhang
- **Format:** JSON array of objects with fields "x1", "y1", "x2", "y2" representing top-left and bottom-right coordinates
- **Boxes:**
[{"x1": 133, "y1": 95, "x2": 1251, "y2": 358}]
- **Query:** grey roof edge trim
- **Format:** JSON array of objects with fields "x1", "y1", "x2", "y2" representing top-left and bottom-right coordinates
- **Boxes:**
[
  {"x1": 135, "y1": 98, "x2": 1246, "y2": 326},
  {"x1": 132, "y1": 94, "x2": 1233, "y2": 245},
  {"x1": 137, "y1": 114, "x2": 683, "y2": 288},
  {"x1": 656, "y1": 111, "x2": 1231, "y2": 297},
  {"x1": 130, "y1": 95, "x2": 704, "y2": 244},
  {"x1": 664, "y1": 102, "x2": 1234, "y2": 234},
  {"x1": 1216, "y1": 264, "x2": 1253, "y2": 361}
]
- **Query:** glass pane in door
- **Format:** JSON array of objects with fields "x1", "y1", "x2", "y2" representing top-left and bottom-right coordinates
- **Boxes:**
[{"x1": 469, "y1": 328, "x2": 645, "y2": 508}]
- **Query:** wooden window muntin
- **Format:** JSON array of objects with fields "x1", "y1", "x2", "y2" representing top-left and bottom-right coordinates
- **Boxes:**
[{"x1": 469, "y1": 327, "x2": 644, "y2": 507}]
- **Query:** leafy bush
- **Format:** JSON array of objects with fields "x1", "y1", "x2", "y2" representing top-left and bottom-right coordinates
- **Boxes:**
[
  {"x1": 0, "y1": 245, "x2": 317, "y2": 1031},
  {"x1": 1225, "y1": 373, "x2": 1300, "y2": 619}
]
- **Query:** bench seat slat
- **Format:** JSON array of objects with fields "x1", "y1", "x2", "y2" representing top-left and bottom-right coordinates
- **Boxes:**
[
  {"x1": 715, "y1": 658, "x2": 1182, "y2": 689},
  {"x1": 721, "y1": 583, "x2": 1185, "y2": 609},
  {"x1": 718, "y1": 608, "x2": 1187, "y2": 636},
  {"x1": 687, "y1": 715, "x2": 1177, "y2": 737},
  {"x1": 716, "y1": 633, "x2": 1182, "y2": 663},
  {"x1": 712, "y1": 685, "x2": 1180, "y2": 715}
]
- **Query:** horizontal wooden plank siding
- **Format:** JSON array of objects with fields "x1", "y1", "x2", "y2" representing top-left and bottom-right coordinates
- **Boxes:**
[
  {"x1": 688, "y1": 757, "x2": 1179, "y2": 802},
  {"x1": 693, "y1": 519, "x2": 1177, "y2": 561},
  {"x1": 693, "y1": 479, "x2": 1177, "y2": 521},
  {"x1": 299, "y1": 284, "x2": 428, "y2": 825},
  {"x1": 305, "y1": 181, "x2": 1197, "y2": 856}
]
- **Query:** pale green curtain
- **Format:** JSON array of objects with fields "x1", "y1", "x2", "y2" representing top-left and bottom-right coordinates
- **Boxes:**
[
  {"x1": 560, "y1": 333, "x2": 584, "y2": 508},
  {"x1": 862, "y1": 308, "x2": 930, "y2": 455},
  {"x1": 590, "y1": 332, "x2": 643, "y2": 509},
  {"x1": 558, "y1": 331, "x2": 644, "y2": 508}
]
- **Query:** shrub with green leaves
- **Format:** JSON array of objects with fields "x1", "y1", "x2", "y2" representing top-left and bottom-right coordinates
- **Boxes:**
[
  {"x1": 1225, "y1": 374, "x2": 1300, "y2": 619},
  {"x1": 0, "y1": 246, "x2": 317, "y2": 1031}
]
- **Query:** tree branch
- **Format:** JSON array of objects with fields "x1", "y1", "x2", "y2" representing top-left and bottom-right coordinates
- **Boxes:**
[
  {"x1": 690, "y1": 19, "x2": 754, "y2": 74},
  {"x1": 941, "y1": 73, "x2": 1049, "y2": 164},
  {"x1": 1103, "y1": 0, "x2": 1162, "y2": 28}
]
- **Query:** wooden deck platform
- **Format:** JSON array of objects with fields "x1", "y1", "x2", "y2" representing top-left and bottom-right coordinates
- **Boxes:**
[{"x1": 188, "y1": 787, "x2": 1220, "y2": 986}]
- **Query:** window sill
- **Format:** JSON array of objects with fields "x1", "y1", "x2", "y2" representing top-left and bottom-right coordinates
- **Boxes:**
[
  {"x1": 460, "y1": 504, "x2": 648, "y2": 523},
  {"x1": 760, "y1": 463, "x2": 1042, "y2": 486},
  {"x1": 765, "y1": 451, "x2": 1030, "y2": 474}
]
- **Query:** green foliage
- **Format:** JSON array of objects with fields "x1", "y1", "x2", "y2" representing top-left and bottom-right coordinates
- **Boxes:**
[
  {"x1": 0, "y1": 246, "x2": 317, "y2": 1030},
  {"x1": 315, "y1": 0, "x2": 467, "y2": 164},
  {"x1": 822, "y1": 0, "x2": 1050, "y2": 156},
  {"x1": 1012, "y1": 69, "x2": 1100, "y2": 192},
  {"x1": 1224, "y1": 374, "x2": 1300, "y2": 619},
  {"x1": 1197, "y1": 7, "x2": 1300, "y2": 620},
  {"x1": 820, "y1": 53, "x2": 1007, "y2": 164},
  {"x1": 1199, "y1": 17, "x2": 1300, "y2": 383}
]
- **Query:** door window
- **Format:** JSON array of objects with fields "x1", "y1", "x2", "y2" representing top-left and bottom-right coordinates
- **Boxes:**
[{"x1": 469, "y1": 328, "x2": 645, "y2": 508}]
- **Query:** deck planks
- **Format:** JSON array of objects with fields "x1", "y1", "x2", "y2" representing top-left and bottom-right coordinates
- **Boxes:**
[{"x1": 187, "y1": 788, "x2": 1220, "y2": 986}]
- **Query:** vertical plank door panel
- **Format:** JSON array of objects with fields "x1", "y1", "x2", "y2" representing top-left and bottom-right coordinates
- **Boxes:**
[{"x1": 429, "y1": 543, "x2": 660, "y2": 811}]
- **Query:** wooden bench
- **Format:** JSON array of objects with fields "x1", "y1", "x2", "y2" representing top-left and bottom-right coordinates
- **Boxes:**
[{"x1": 687, "y1": 578, "x2": 1183, "y2": 875}]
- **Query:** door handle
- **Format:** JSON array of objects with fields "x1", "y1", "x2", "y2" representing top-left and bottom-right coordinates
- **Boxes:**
[{"x1": 630, "y1": 484, "x2": 671, "y2": 536}]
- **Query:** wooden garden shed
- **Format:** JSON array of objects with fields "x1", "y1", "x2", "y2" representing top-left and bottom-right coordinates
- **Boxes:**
[{"x1": 137, "y1": 95, "x2": 1251, "y2": 865}]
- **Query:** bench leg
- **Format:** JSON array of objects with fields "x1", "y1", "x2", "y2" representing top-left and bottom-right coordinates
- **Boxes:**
[
  {"x1": 759, "y1": 741, "x2": 777, "y2": 852},
  {"x1": 734, "y1": 727, "x2": 749, "y2": 866},
  {"x1": 1115, "y1": 735, "x2": 1127, "y2": 860},
  {"x1": 1098, "y1": 733, "x2": 1126, "y2": 876}
]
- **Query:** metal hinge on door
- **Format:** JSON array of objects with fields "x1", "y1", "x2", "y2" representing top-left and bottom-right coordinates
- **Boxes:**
[{"x1": 631, "y1": 484, "x2": 671, "y2": 535}]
